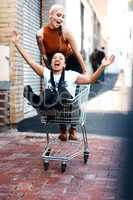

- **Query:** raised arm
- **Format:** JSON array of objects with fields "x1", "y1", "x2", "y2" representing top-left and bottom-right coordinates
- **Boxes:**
[
  {"x1": 64, "y1": 28, "x2": 87, "y2": 74},
  {"x1": 76, "y1": 55, "x2": 115, "y2": 84},
  {"x1": 11, "y1": 31, "x2": 43, "y2": 77}
]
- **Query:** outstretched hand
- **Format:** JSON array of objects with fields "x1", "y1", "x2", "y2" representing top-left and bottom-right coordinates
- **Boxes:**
[
  {"x1": 11, "y1": 31, "x2": 20, "y2": 43},
  {"x1": 101, "y1": 55, "x2": 115, "y2": 67}
]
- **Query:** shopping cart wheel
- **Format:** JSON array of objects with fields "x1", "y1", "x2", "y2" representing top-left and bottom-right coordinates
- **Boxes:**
[
  {"x1": 84, "y1": 152, "x2": 89, "y2": 163},
  {"x1": 43, "y1": 161, "x2": 49, "y2": 171},
  {"x1": 45, "y1": 148, "x2": 51, "y2": 156},
  {"x1": 61, "y1": 162, "x2": 67, "y2": 173}
]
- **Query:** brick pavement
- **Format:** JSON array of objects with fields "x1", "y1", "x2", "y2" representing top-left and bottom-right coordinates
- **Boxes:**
[{"x1": 0, "y1": 132, "x2": 128, "y2": 200}]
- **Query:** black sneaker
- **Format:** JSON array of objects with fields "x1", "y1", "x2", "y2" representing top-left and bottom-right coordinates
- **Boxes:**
[{"x1": 23, "y1": 85, "x2": 33, "y2": 101}]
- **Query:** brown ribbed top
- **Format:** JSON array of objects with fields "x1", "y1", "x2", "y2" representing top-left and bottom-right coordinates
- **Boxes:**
[{"x1": 43, "y1": 25, "x2": 73, "y2": 57}]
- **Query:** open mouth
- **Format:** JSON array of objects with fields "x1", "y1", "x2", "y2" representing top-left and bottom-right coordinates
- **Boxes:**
[
  {"x1": 56, "y1": 21, "x2": 61, "y2": 26},
  {"x1": 54, "y1": 62, "x2": 60, "y2": 67}
]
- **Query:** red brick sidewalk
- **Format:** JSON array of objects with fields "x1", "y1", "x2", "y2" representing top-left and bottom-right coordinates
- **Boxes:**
[{"x1": 0, "y1": 132, "x2": 127, "y2": 200}]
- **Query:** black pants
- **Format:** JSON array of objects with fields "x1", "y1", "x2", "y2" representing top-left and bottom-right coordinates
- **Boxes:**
[{"x1": 25, "y1": 89, "x2": 77, "y2": 130}]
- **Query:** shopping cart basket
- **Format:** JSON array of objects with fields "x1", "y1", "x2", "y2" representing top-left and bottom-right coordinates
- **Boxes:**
[{"x1": 37, "y1": 85, "x2": 90, "y2": 172}]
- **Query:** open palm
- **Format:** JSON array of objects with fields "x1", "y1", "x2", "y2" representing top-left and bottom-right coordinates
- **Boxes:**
[
  {"x1": 102, "y1": 55, "x2": 115, "y2": 67},
  {"x1": 11, "y1": 31, "x2": 20, "y2": 43}
]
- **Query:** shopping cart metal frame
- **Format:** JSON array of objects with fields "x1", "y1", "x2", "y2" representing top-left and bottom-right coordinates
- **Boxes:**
[{"x1": 37, "y1": 85, "x2": 90, "y2": 172}]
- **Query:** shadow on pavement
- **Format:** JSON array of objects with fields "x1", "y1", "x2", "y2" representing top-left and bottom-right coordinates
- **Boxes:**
[
  {"x1": 17, "y1": 116, "x2": 60, "y2": 133},
  {"x1": 17, "y1": 111, "x2": 131, "y2": 139},
  {"x1": 86, "y1": 111, "x2": 131, "y2": 138}
]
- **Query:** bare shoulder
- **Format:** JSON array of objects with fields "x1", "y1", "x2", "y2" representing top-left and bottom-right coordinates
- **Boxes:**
[{"x1": 62, "y1": 26, "x2": 73, "y2": 39}]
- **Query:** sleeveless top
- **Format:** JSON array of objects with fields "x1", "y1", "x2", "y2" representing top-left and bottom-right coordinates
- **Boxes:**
[{"x1": 42, "y1": 25, "x2": 73, "y2": 57}]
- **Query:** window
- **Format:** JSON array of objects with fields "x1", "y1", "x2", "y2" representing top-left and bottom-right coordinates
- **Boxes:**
[{"x1": 128, "y1": 0, "x2": 133, "y2": 11}]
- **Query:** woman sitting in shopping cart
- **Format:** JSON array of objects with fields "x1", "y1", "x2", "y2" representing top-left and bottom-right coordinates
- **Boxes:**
[{"x1": 11, "y1": 31, "x2": 115, "y2": 142}]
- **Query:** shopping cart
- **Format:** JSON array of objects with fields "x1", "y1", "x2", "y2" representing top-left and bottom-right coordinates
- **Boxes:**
[{"x1": 37, "y1": 85, "x2": 90, "y2": 172}]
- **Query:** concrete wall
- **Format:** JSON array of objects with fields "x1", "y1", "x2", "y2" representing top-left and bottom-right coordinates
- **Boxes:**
[
  {"x1": 65, "y1": 0, "x2": 81, "y2": 50},
  {"x1": 106, "y1": 0, "x2": 128, "y2": 74},
  {"x1": 65, "y1": 0, "x2": 95, "y2": 66},
  {"x1": 81, "y1": 0, "x2": 94, "y2": 62}
]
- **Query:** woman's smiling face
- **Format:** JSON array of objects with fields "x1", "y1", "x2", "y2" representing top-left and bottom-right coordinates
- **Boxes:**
[
  {"x1": 49, "y1": 9, "x2": 65, "y2": 29},
  {"x1": 51, "y1": 53, "x2": 66, "y2": 72}
]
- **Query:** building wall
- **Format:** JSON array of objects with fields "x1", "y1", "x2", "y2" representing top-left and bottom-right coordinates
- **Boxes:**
[
  {"x1": 0, "y1": 0, "x2": 42, "y2": 127},
  {"x1": 65, "y1": 0, "x2": 102, "y2": 74},
  {"x1": 42, "y1": 0, "x2": 56, "y2": 25},
  {"x1": 81, "y1": 0, "x2": 94, "y2": 62},
  {"x1": 22, "y1": 0, "x2": 41, "y2": 118},
  {"x1": 10, "y1": 0, "x2": 41, "y2": 123},
  {"x1": 65, "y1": 0, "x2": 81, "y2": 50},
  {"x1": 106, "y1": 0, "x2": 128, "y2": 73},
  {"x1": 0, "y1": 90, "x2": 9, "y2": 126},
  {"x1": 89, "y1": 0, "x2": 107, "y2": 23},
  {"x1": 0, "y1": 45, "x2": 10, "y2": 126},
  {"x1": 10, "y1": 0, "x2": 25, "y2": 124},
  {"x1": 0, "y1": 0, "x2": 18, "y2": 126},
  {"x1": 41, "y1": 0, "x2": 66, "y2": 25}
]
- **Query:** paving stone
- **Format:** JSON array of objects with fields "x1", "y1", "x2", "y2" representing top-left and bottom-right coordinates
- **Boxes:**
[{"x1": 0, "y1": 132, "x2": 128, "y2": 200}]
